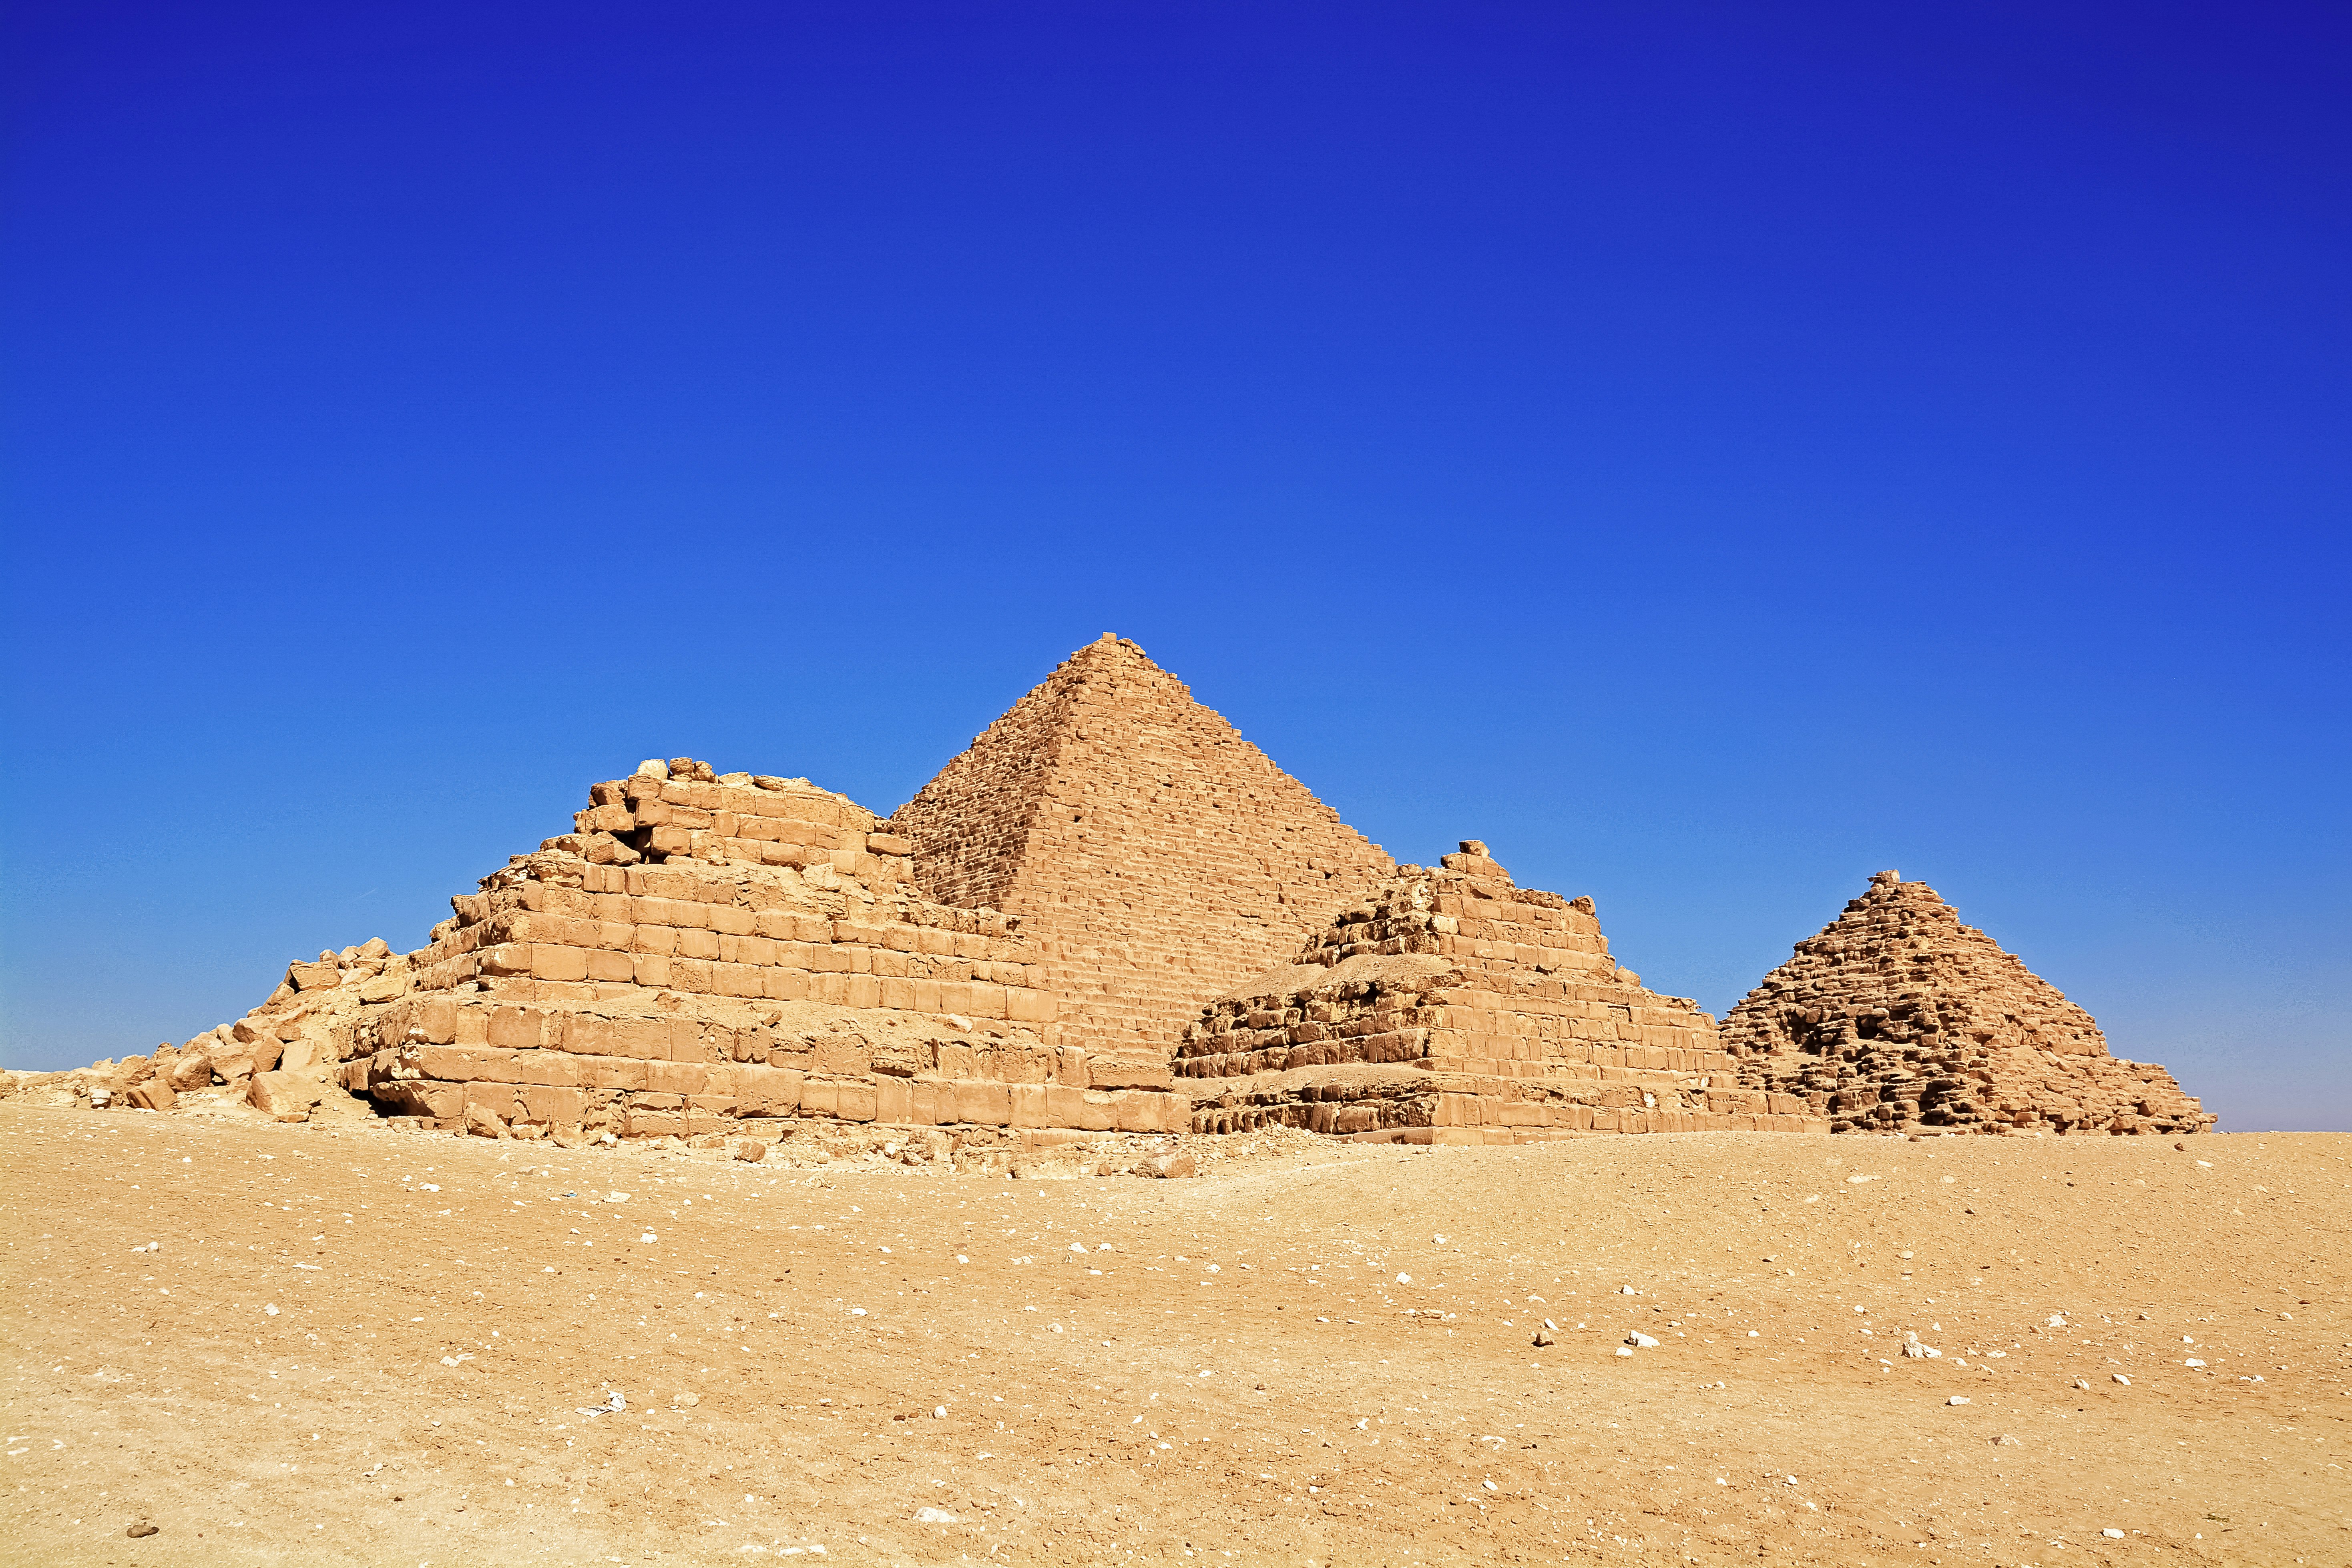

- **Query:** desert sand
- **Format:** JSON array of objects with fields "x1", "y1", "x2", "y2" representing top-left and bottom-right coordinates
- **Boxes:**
[{"x1": 4, "y1": 1108, "x2": 2344, "y2": 1566}]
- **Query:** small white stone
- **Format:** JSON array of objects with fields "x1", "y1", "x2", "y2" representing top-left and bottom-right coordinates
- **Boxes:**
[{"x1": 1947, "y1": 1396, "x2": 1970, "y2": 1406}]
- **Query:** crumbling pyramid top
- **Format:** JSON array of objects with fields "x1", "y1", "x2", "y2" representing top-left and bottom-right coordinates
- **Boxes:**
[
  {"x1": 889, "y1": 636, "x2": 1394, "y2": 1052},
  {"x1": 1725, "y1": 871, "x2": 2213, "y2": 1135}
]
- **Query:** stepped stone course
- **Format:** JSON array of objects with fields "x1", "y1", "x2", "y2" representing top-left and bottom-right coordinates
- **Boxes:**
[
  {"x1": 1723, "y1": 870, "x2": 2214, "y2": 1136},
  {"x1": 63, "y1": 752, "x2": 1185, "y2": 1142},
  {"x1": 889, "y1": 635, "x2": 1396, "y2": 1058},
  {"x1": 336, "y1": 757, "x2": 1185, "y2": 1139},
  {"x1": 1175, "y1": 842, "x2": 1829, "y2": 1142}
]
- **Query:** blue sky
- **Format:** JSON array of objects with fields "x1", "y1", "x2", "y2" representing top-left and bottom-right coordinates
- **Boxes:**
[{"x1": 4, "y1": 2, "x2": 2345, "y2": 1128}]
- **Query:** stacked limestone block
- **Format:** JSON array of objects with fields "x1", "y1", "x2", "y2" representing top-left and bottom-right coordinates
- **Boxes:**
[
  {"x1": 232, "y1": 757, "x2": 1188, "y2": 1140},
  {"x1": 1723, "y1": 871, "x2": 2214, "y2": 1136},
  {"x1": 890, "y1": 636, "x2": 1396, "y2": 1059},
  {"x1": 1173, "y1": 843, "x2": 1828, "y2": 1143}
]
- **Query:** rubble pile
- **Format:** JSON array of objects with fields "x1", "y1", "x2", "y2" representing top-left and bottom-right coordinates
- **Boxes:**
[{"x1": 1723, "y1": 871, "x2": 2213, "y2": 1136}]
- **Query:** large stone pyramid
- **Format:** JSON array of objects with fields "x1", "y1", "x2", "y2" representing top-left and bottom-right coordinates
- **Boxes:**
[
  {"x1": 888, "y1": 635, "x2": 1396, "y2": 1058},
  {"x1": 1174, "y1": 842, "x2": 1827, "y2": 1141},
  {"x1": 1723, "y1": 871, "x2": 2214, "y2": 1136}
]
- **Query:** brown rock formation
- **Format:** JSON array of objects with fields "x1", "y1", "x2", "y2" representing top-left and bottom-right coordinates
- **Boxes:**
[
  {"x1": 1174, "y1": 842, "x2": 1828, "y2": 1141},
  {"x1": 1724, "y1": 870, "x2": 2214, "y2": 1136},
  {"x1": 889, "y1": 635, "x2": 1395, "y2": 1058}
]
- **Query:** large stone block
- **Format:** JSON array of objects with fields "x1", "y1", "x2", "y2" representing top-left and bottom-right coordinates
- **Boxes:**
[{"x1": 955, "y1": 1081, "x2": 1012, "y2": 1125}]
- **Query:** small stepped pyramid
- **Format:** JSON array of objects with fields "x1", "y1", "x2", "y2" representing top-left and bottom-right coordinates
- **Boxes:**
[
  {"x1": 889, "y1": 635, "x2": 1395, "y2": 1061},
  {"x1": 1723, "y1": 871, "x2": 2214, "y2": 1136},
  {"x1": 115, "y1": 757, "x2": 1189, "y2": 1140},
  {"x1": 1174, "y1": 842, "x2": 1828, "y2": 1142}
]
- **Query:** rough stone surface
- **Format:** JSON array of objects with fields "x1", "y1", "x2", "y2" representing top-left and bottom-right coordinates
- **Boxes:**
[
  {"x1": 888, "y1": 636, "x2": 1394, "y2": 1060},
  {"x1": 1723, "y1": 871, "x2": 2213, "y2": 1136},
  {"x1": 248, "y1": 1070, "x2": 325, "y2": 1120},
  {"x1": 1173, "y1": 843, "x2": 1829, "y2": 1140}
]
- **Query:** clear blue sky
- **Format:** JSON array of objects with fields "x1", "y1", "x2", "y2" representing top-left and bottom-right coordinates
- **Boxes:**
[{"x1": 4, "y1": 2, "x2": 2344, "y2": 1129}]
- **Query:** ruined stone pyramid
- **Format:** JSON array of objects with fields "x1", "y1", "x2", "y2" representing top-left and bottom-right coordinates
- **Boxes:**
[
  {"x1": 888, "y1": 635, "x2": 1396, "y2": 1058},
  {"x1": 1175, "y1": 842, "x2": 1828, "y2": 1142},
  {"x1": 125, "y1": 754, "x2": 1190, "y2": 1144},
  {"x1": 1723, "y1": 871, "x2": 2214, "y2": 1136}
]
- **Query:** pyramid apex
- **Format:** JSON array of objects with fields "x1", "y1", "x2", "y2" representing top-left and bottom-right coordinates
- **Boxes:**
[{"x1": 1071, "y1": 632, "x2": 1154, "y2": 664}]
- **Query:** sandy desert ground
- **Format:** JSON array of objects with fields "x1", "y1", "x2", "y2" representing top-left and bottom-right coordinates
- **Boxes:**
[{"x1": 3, "y1": 1106, "x2": 2346, "y2": 1567}]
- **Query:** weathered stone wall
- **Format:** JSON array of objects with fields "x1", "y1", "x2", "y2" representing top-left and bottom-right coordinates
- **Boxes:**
[
  {"x1": 1176, "y1": 843, "x2": 1828, "y2": 1142},
  {"x1": 109, "y1": 753, "x2": 1177, "y2": 1139},
  {"x1": 890, "y1": 636, "x2": 1396, "y2": 1058},
  {"x1": 1724, "y1": 871, "x2": 2214, "y2": 1136}
]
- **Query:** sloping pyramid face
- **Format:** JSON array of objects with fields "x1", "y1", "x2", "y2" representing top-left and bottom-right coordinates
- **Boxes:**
[
  {"x1": 1173, "y1": 842, "x2": 1828, "y2": 1142},
  {"x1": 889, "y1": 636, "x2": 1396, "y2": 1060},
  {"x1": 1723, "y1": 871, "x2": 2214, "y2": 1136}
]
